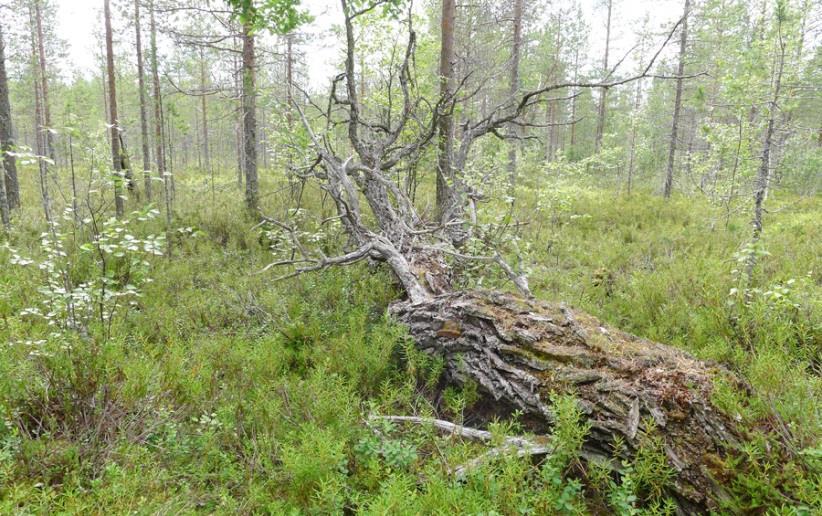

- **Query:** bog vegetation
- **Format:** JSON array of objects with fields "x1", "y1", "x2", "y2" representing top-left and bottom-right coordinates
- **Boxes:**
[{"x1": 0, "y1": 0, "x2": 820, "y2": 514}]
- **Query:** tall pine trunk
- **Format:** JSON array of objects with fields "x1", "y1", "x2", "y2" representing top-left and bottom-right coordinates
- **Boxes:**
[
  {"x1": 135, "y1": 0, "x2": 152, "y2": 201},
  {"x1": 435, "y1": 0, "x2": 456, "y2": 222},
  {"x1": 104, "y1": 0, "x2": 125, "y2": 218},
  {"x1": 34, "y1": 0, "x2": 54, "y2": 162},
  {"x1": 663, "y1": 0, "x2": 690, "y2": 199},
  {"x1": 29, "y1": 4, "x2": 51, "y2": 224}
]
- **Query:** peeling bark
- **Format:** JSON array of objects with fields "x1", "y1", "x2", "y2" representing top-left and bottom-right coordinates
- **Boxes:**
[{"x1": 391, "y1": 290, "x2": 746, "y2": 512}]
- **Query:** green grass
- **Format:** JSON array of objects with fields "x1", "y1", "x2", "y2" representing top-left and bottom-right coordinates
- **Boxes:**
[{"x1": 0, "y1": 168, "x2": 819, "y2": 513}]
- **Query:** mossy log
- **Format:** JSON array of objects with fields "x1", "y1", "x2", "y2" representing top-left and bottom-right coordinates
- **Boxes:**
[{"x1": 390, "y1": 290, "x2": 747, "y2": 513}]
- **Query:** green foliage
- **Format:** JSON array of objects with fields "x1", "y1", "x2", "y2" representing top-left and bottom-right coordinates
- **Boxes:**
[
  {"x1": 226, "y1": 0, "x2": 309, "y2": 34},
  {"x1": 0, "y1": 165, "x2": 818, "y2": 513}
]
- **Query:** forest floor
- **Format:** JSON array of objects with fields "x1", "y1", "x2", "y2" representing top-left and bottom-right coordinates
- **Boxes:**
[{"x1": 0, "y1": 170, "x2": 819, "y2": 514}]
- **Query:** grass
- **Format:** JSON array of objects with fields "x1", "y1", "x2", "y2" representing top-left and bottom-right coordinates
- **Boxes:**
[{"x1": 0, "y1": 167, "x2": 819, "y2": 514}]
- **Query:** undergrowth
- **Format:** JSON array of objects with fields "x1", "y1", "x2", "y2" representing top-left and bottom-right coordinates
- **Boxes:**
[{"x1": 0, "y1": 170, "x2": 819, "y2": 514}]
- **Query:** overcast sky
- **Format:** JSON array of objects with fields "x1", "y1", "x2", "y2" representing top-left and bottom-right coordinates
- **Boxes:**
[{"x1": 53, "y1": 0, "x2": 682, "y2": 86}]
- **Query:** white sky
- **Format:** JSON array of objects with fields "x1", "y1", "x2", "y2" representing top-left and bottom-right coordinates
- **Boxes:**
[{"x1": 53, "y1": 0, "x2": 682, "y2": 85}]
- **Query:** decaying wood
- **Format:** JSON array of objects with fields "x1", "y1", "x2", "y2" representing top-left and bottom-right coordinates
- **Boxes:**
[
  {"x1": 390, "y1": 290, "x2": 746, "y2": 512},
  {"x1": 369, "y1": 415, "x2": 552, "y2": 480}
]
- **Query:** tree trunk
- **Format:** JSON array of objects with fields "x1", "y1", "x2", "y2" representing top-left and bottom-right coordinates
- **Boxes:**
[
  {"x1": 242, "y1": 22, "x2": 258, "y2": 212},
  {"x1": 104, "y1": 0, "x2": 125, "y2": 218},
  {"x1": 663, "y1": 0, "x2": 690, "y2": 199},
  {"x1": 626, "y1": 76, "x2": 642, "y2": 195},
  {"x1": 390, "y1": 290, "x2": 747, "y2": 513},
  {"x1": 627, "y1": 25, "x2": 649, "y2": 196},
  {"x1": 745, "y1": 15, "x2": 786, "y2": 285},
  {"x1": 29, "y1": 4, "x2": 51, "y2": 224},
  {"x1": 34, "y1": 0, "x2": 54, "y2": 162},
  {"x1": 569, "y1": 44, "x2": 579, "y2": 151},
  {"x1": 594, "y1": 0, "x2": 612, "y2": 154},
  {"x1": 199, "y1": 46, "x2": 210, "y2": 176},
  {"x1": 0, "y1": 21, "x2": 19, "y2": 210},
  {"x1": 149, "y1": 0, "x2": 172, "y2": 228},
  {"x1": 507, "y1": 0, "x2": 522, "y2": 189},
  {"x1": 135, "y1": 0, "x2": 152, "y2": 202},
  {"x1": 436, "y1": 0, "x2": 457, "y2": 223}
]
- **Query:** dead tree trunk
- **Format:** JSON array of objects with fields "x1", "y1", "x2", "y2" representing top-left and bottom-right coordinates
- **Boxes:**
[{"x1": 390, "y1": 291, "x2": 745, "y2": 512}]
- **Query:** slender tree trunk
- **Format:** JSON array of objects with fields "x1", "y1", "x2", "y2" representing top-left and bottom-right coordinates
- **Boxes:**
[
  {"x1": 199, "y1": 46, "x2": 210, "y2": 176},
  {"x1": 569, "y1": 44, "x2": 579, "y2": 152},
  {"x1": 436, "y1": 0, "x2": 457, "y2": 222},
  {"x1": 0, "y1": 21, "x2": 19, "y2": 209},
  {"x1": 627, "y1": 27, "x2": 649, "y2": 196},
  {"x1": 29, "y1": 4, "x2": 51, "y2": 224},
  {"x1": 149, "y1": 0, "x2": 172, "y2": 240},
  {"x1": 663, "y1": 0, "x2": 690, "y2": 199},
  {"x1": 241, "y1": 22, "x2": 258, "y2": 212},
  {"x1": 286, "y1": 32, "x2": 297, "y2": 197},
  {"x1": 594, "y1": 0, "x2": 612, "y2": 153},
  {"x1": 546, "y1": 15, "x2": 562, "y2": 162},
  {"x1": 746, "y1": 20, "x2": 786, "y2": 285},
  {"x1": 104, "y1": 0, "x2": 125, "y2": 218},
  {"x1": 507, "y1": 0, "x2": 523, "y2": 190},
  {"x1": 34, "y1": 0, "x2": 54, "y2": 162},
  {"x1": 135, "y1": 0, "x2": 152, "y2": 202}
]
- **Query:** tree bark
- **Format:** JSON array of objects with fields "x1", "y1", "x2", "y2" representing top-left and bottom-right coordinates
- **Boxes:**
[
  {"x1": 135, "y1": 0, "x2": 152, "y2": 202},
  {"x1": 594, "y1": 0, "x2": 612, "y2": 154},
  {"x1": 242, "y1": 22, "x2": 258, "y2": 212},
  {"x1": 390, "y1": 290, "x2": 746, "y2": 513},
  {"x1": 0, "y1": 21, "x2": 19, "y2": 209},
  {"x1": 663, "y1": 0, "x2": 690, "y2": 199},
  {"x1": 436, "y1": 0, "x2": 457, "y2": 223},
  {"x1": 34, "y1": 0, "x2": 54, "y2": 162},
  {"x1": 29, "y1": 4, "x2": 51, "y2": 224},
  {"x1": 104, "y1": 0, "x2": 125, "y2": 218}
]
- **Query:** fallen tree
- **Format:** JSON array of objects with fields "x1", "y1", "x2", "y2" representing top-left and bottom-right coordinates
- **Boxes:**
[
  {"x1": 391, "y1": 291, "x2": 745, "y2": 511},
  {"x1": 262, "y1": 1, "x2": 768, "y2": 512}
]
